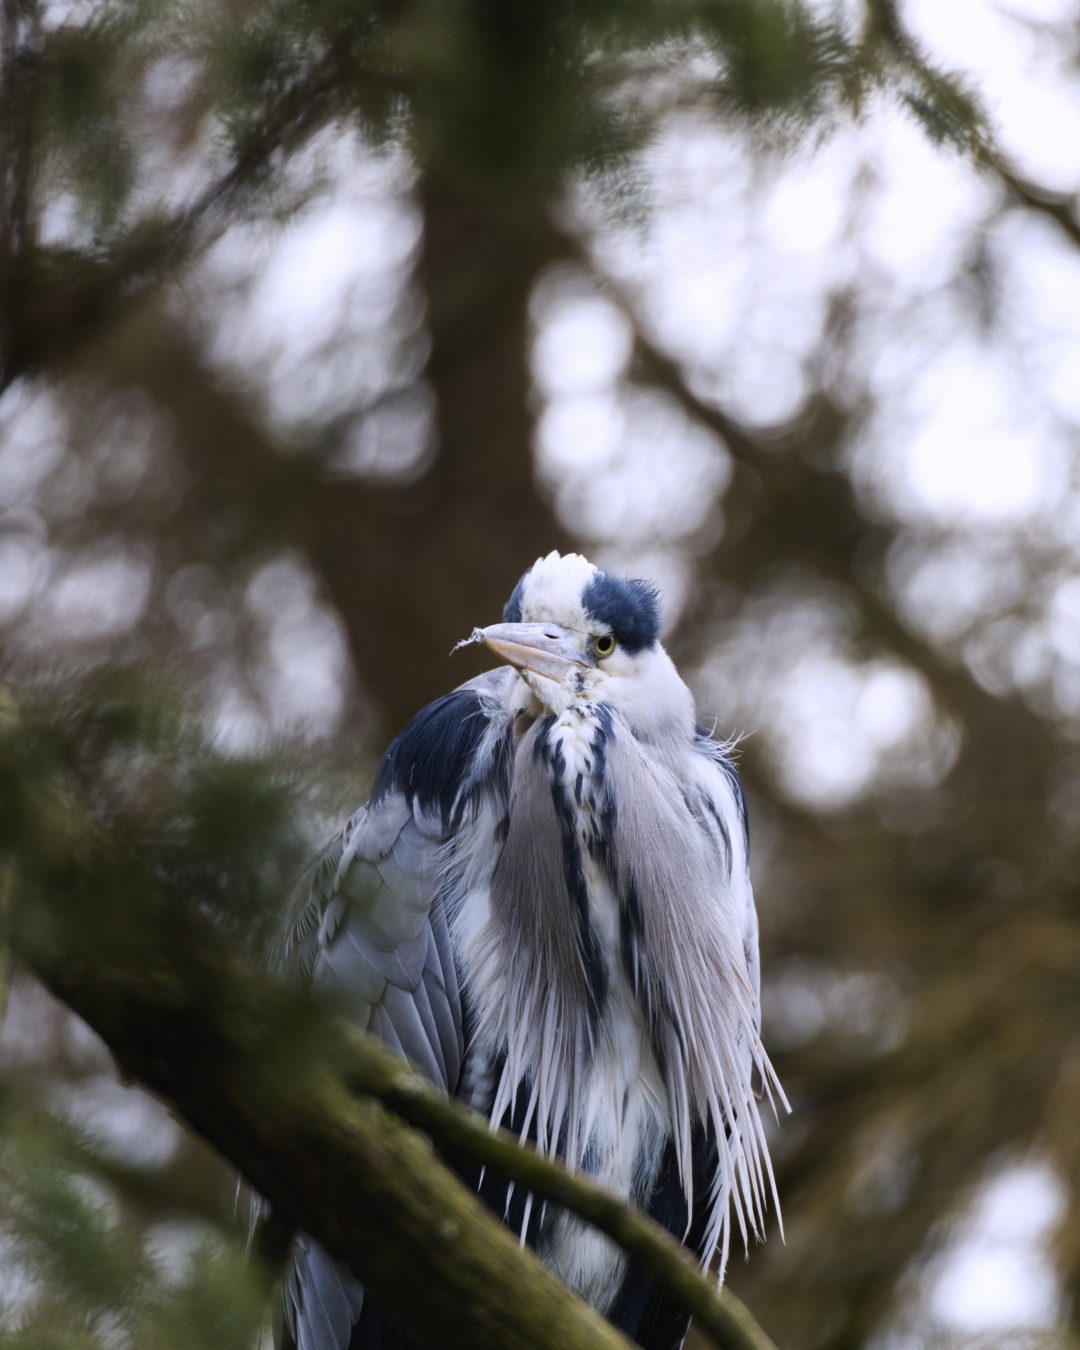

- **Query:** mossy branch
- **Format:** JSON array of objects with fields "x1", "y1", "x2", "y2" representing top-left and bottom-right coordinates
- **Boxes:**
[{"x1": 340, "y1": 1033, "x2": 780, "y2": 1350}]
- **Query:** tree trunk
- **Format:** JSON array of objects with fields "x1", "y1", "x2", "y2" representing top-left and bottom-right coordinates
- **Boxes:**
[{"x1": 304, "y1": 182, "x2": 572, "y2": 735}]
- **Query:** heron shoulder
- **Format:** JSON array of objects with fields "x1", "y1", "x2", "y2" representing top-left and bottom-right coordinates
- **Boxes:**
[{"x1": 372, "y1": 668, "x2": 515, "y2": 832}]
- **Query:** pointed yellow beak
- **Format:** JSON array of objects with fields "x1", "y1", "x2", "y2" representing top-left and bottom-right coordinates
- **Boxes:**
[{"x1": 479, "y1": 623, "x2": 587, "y2": 681}]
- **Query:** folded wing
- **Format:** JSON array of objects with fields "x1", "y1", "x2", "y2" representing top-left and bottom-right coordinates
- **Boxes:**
[{"x1": 276, "y1": 672, "x2": 513, "y2": 1350}]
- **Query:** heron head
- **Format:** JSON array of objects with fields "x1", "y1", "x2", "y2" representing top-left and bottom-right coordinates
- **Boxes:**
[{"x1": 474, "y1": 552, "x2": 693, "y2": 737}]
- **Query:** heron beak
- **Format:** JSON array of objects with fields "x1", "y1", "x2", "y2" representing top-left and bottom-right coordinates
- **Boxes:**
[{"x1": 479, "y1": 623, "x2": 587, "y2": 681}]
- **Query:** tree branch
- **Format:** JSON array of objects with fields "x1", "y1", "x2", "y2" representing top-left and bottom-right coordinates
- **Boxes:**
[
  {"x1": 986, "y1": 153, "x2": 1080, "y2": 249},
  {"x1": 867, "y1": 0, "x2": 1080, "y2": 249},
  {"x1": 0, "y1": 20, "x2": 373, "y2": 390},
  {"x1": 338, "y1": 1026, "x2": 780, "y2": 1350}
]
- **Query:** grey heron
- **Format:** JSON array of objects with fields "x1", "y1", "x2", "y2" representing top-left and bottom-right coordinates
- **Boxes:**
[{"x1": 279, "y1": 550, "x2": 781, "y2": 1350}]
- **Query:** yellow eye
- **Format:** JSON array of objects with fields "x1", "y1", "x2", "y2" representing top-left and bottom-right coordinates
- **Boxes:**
[{"x1": 593, "y1": 634, "x2": 616, "y2": 658}]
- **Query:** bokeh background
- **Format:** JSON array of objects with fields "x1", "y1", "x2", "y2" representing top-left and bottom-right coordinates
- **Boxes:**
[{"x1": 3, "y1": 0, "x2": 1080, "y2": 1345}]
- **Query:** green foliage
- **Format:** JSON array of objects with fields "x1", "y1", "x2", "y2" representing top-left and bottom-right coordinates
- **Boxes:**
[
  {"x1": 899, "y1": 70, "x2": 988, "y2": 156},
  {"x1": 11, "y1": 667, "x2": 324, "y2": 949},
  {"x1": 205, "y1": 0, "x2": 398, "y2": 184},
  {"x1": 0, "y1": 1093, "x2": 270, "y2": 1349},
  {"x1": 32, "y1": 0, "x2": 172, "y2": 236},
  {"x1": 3, "y1": 0, "x2": 985, "y2": 273},
  {"x1": 204, "y1": 0, "x2": 889, "y2": 188}
]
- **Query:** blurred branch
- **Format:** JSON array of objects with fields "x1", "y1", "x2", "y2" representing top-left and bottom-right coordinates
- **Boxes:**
[
  {"x1": 0, "y1": 688, "x2": 777, "y2": 1350},
  {"x1": 93, "y1": 255, "x2": 570, "y2": 733},
  {"x1": 0, "y1": 0, "x2": 42, "y2": 370},
  {"x1": 988, "y1": 155, "x2": 1080, "y2": 250},
  {"x1": 630, "y1": 332, "x2": 766, "y2": 466},
  {"x1": 612, "y1": 289, "x2": 1060, "y2": 863},
  {"x1": 302, "y1": 183, "x2": 573, "y2": 730},
  {"x1": 0, "y1": 0, "x2": 39, "y2": 258},
  {"x1": 84, "y1": 180, "x2": 576, "y2": 733},
  {"x1": 0, "y1": 15, "x2": 374, "y2": 390},
  {"x1": 867, "y1": 0, "x2": 1080, "y2": 249}
]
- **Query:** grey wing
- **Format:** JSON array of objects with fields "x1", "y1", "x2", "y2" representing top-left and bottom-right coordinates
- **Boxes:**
[
  {"x1": 277, "y1": 795, "x2": 462, "y2": 1350},
  {"x1": 276, "y1": 668, "x2": 515, "y2": 1350},
  {"x1": 283, "y1": 1235, "x2": 364, "y2": 1350},
  {"x1": 283, "y1": 793, "x2": 464, "y2": 1087}
]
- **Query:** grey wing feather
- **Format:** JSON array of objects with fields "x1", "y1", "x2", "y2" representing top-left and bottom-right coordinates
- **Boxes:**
[
  {"x1": 741, "y1": 880, "x2": 762, "y2": 1029},
  {"x1": 274, "y1": 794, "x2": 462, "y2": 1350},
  {"x1": 276, "y1": 788, "x2": 461, "y2": 1350},
  {"x1": 274, "y1": 669, "x2": 516, "y2": 1350},
  {"x1": 279, "y1": 796, "x2": 464, "y2": 1086},
  {"x1": 284, "y1": 1235, "x2": 364, "y2": 1350},
  {"x1": 425, "y1": 910, "x2": 463, "y2": 1080}
]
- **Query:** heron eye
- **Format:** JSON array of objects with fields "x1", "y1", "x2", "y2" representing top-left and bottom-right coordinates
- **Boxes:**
[{"x1": 593, "y1": 634, "x2": 616, "y2": 658}]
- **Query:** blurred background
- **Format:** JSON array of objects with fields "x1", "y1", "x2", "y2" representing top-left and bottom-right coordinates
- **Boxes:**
[{"x1": 3, "y1": 0, "x2": 1080, "y2": 1345}]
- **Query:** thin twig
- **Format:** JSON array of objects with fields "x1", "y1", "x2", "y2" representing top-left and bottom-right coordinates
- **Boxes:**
[{"x1": 867, "y1": 0, "x2": 1080, "y2": 248}]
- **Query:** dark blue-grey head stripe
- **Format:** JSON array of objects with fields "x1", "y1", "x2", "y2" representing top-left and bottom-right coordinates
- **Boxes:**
[
  {"x1": 503, "y1": 573, "x2": 527, "y2": 624},
  {"x1": 503, "y1": 564, "x2": 661, "y2": 654},
  {"x1": 582, "y1": 573, "x2": 661, "y2": 655}
]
